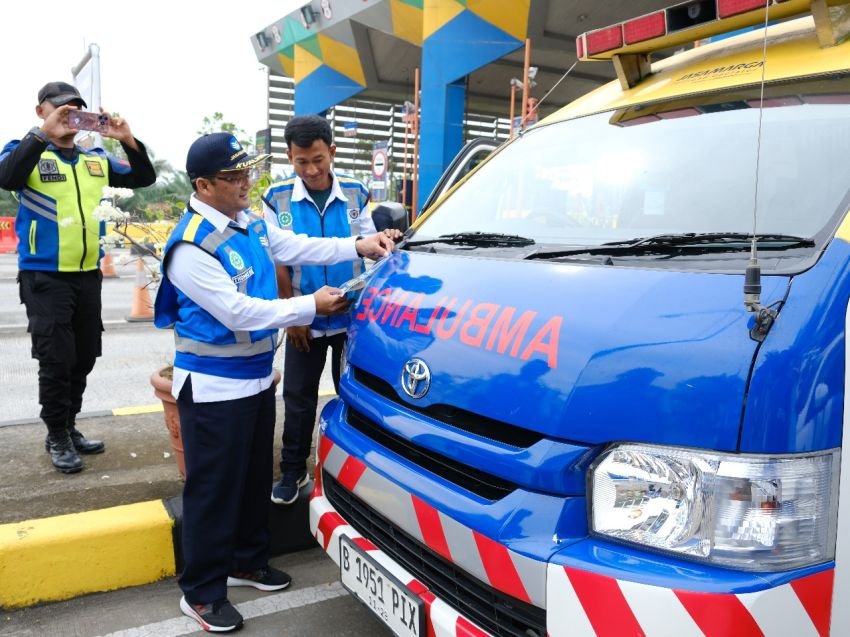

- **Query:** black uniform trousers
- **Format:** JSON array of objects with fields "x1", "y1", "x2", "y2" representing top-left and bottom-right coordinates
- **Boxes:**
[
  {"x1": 177, "y1": 375, "x2": 276, "y2": 605},
  {"x1": 18, "y1": 270, "x2": 103, "y2": 432},
  {"x1": 280, "y1": 332, "x2": 346, "y2": 476}
]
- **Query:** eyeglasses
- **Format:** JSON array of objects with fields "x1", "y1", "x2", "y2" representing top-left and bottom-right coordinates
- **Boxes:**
[{"x1": 205, "y1": 172, "x2": 252, "y2": 185}]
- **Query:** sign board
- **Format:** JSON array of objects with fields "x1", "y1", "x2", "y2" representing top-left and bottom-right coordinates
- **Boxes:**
[
  {"x1": 343, "y1": 121, "x2": 358, "y2": 138},
  {"x1": 512, "y1": 114, "x2": 538, "y2": 132},
  {"x1": 255, "y1": 128, "x2": 271, "y2": 154},
  {"x1": 372, "y1": 142, "x2": 388, "y2": 180}
]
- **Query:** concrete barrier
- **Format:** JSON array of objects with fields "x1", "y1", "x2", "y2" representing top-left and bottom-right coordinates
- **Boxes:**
[
  {"x1": 0, "y1": 484, "x2": 316, "y2": 609},
  {"x1": 0, "y1": 500, "x2": 175, "y2": 609}
]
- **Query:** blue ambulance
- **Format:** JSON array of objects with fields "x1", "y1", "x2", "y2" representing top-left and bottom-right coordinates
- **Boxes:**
[{"x1": 310, "y1": 1, "x2": 850, "y2": 634}]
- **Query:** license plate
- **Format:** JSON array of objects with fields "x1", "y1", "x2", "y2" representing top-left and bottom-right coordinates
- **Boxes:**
[{"x1": 339, "y1": 535, "x2": 425, "y2": 637}]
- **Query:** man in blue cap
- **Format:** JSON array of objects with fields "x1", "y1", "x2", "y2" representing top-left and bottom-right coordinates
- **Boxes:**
[
  {"x1": 155, "y1": 132, "x2": 396, "y2": 633},
  {"x1": 0, "y1": 80, "x2": 156, "y2": 473}
]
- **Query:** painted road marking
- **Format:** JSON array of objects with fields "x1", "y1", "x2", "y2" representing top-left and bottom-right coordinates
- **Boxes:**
[
  {"x1": 95, "y1": 582, "x2": 348, "y2": 637},
  {"x1": 112, "y1": 404, "x2": 163, "y2": 416}
]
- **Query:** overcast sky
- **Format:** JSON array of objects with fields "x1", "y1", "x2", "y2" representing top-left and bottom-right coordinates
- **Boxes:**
[{"x1": 2, "y1": 1, "x2": 304, "y2": 175}]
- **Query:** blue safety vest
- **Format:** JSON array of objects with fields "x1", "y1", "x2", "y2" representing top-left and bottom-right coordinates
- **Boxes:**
[
  {"x1": 264, "y1": 174, "x2": 368, "y2": 332},
  {"x1": 155, "y1": 209, "x2": 278, "y2": 379}
]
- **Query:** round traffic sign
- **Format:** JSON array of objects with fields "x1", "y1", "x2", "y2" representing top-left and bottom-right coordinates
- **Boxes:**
[{"x1": 372, "y1": 149, "x2": 387, "y2": 178}]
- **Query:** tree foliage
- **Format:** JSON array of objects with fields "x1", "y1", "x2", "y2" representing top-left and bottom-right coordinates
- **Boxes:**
[
  {"x1": 0, "y1": 188, "x2": 17, "y2": 216},
  {"x1": 121, "y1": 149, "x2": 192, "y2": 221},
  {"x1": 198, "y1": 112, "x2": 252, "y2": 150}
]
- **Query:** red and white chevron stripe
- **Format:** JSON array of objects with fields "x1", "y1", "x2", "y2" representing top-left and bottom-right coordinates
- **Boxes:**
[
  {"x1": 547, "y1": 564, "x2": 833, "y2": 637},
  {"x1": 312, "y1": 434, "x2": 836, "y2": 637}
]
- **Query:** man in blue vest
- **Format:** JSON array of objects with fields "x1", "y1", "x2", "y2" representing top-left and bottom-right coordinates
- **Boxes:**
[
  {"x1": 0, "y1": 81, "x2": 156, "y2": 473},
  {"x1": 155, "y1": 132, "x2": 395, "y2": 633},
  {"x1": 262, "y1": 115, "x2": 401, "y2": 505}
]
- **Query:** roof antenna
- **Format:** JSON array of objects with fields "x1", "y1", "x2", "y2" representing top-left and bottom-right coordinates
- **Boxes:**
[
  {"x1": 531, "y1": 62, "x2": 578, "y2": 130},
  {"x1": 744, "y1": 0, "x2": 779, "y2": 342}
]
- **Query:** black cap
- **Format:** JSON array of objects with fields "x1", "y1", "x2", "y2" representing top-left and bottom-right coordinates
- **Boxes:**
[
  {"x1": 186, "y1": 132, "x2": 271, "y2": 180},
  {"x1": 37, "y1": 81, "x2": 87, "y2": 108}
]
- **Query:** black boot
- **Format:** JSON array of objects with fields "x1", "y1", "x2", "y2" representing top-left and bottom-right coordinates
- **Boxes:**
[
  {"x1": 68, "y1": 426, "x2": 105, "y2": 454},
  {"x1": 45, "y1": 430, "x2": 83, "y2": 474}
]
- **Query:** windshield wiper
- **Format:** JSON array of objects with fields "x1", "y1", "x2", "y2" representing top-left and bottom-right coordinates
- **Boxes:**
[
  {"x1": 528, "y1": 232, "x2": 813, "y2": 260},
  {"x1": 601, "y1": 232, "x2": 814, "y2": 249},
  {"x1": 404, "y1": 231, "x2": 536, "y2": 248}
]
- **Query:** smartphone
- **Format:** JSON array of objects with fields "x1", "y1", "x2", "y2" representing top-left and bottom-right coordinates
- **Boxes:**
[
  {"x1": 68, "y1": 111, "x2": 109, "y2": 133},
  {"x1": 338, "y1": 253, "x2": 392, "y2": 300}
]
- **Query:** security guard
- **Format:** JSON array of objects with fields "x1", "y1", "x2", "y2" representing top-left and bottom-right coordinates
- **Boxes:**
[
  {"x1": 0, "y1": 81, "x2": 156, "y2": 473},
  {"x1": 155, "y1": 132, "x2": 395, "y2": 632}
]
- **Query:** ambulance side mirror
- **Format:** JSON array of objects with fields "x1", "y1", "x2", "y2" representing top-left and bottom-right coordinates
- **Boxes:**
[{"x1": 372, "y1": 202, "x2": 409, "y2": 233}]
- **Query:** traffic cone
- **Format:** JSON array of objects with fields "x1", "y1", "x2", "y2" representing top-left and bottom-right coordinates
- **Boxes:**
[
  {"x1": 126, "y1": 257, "x2": 154, "y2": 322},
  {"x1": 100, "y1": 252, "x2": 118, "y2": 278}
]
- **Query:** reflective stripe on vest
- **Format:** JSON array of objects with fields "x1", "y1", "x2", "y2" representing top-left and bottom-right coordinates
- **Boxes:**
[
  {"x1": 173, "y1": 333, "x2": 277, "y2": 357},
  {"x1": 17, "y1": 149, "x2": 108, "y2": 272},
  {"x1": 158, "y1": 209, "x2": 280, "y2": 379}
]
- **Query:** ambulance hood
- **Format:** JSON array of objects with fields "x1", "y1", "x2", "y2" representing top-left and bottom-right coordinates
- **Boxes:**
[{"x1": 345, "y1": 251, "x2": 789, "y2": 452}]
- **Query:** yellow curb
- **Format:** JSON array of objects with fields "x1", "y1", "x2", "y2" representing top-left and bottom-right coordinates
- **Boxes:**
[
  {"x1": 0, "y1": 501, "x2": 175, "y2": 609},
  {"x1": 318, "y1": 390, "x2": 338, "y2": 397},
  {"x1": 112, "y1": 403, "x2": 164, "y2": 416}
]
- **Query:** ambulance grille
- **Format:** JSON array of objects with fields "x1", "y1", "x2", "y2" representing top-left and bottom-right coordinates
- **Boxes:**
[
  {"x1": 324, "y1": 471, "x2": 547, "y2": 637},
  {"x1": 346, "y1": 408, "x2": 516, "y2": 500},
  {"x1": 352, "y1": 367, "x2": 544, "y2": 448}
]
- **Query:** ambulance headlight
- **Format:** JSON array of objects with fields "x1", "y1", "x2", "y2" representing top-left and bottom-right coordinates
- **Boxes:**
[{"x1": 590, "y1": 444, "x2": 839, "y2": 571}]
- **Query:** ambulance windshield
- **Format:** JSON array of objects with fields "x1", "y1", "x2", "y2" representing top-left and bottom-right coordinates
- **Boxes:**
[{"x1": 416, "y1": 73, "x2": 850, "y2": 259}]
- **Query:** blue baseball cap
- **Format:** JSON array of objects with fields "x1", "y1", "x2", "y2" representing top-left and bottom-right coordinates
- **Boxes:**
[{"x1": 186, "y1": 132, "x2": 271, "y2": 180}]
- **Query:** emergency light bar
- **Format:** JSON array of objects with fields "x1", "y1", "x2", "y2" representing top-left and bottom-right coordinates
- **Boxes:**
[
  {"x1": 577, "y1": 0, "x2": 804, "y2": 60},
  {"x1": 576, "y1": 0, "x2": 850, "y2": 88}
]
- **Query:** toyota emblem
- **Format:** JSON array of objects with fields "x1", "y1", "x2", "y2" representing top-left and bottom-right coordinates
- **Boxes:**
[{"x1": 401, "y1": 358, "x2": 431, "y2": 399}]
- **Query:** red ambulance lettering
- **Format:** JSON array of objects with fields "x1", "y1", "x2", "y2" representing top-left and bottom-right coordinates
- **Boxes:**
[
  {"x1": 380, "y1": 290, "x2": 410, "y2": 325},
  {"x1": 459, "y1": 303, "x2": 500, "y2": 348},
  {"x1": 413, "y1": 297, "x2": 450, "y2": 335},
  {"x1": 435, "y1": 298, "x2": 473, "y2": 339},
  {"x1": 368, "y1": 288, "x2": 392, "y2": 322},
  {"x1": 354, "y1": 286, "x2": 564, "y2": 368},
  {"x1": 520, "y1": 316, "x2": 562, "y2": 369},
  {"x1": 485, "y1": 308, "x2": 536, "y2": 357},
  {"x1": 355, "y1": 286, "x2": 379, "y2": 321},
  {"x1": 395, "y1": 293, "x2": 425, "y2": 330}
]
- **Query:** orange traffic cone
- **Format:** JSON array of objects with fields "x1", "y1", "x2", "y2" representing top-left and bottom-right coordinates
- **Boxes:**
[
  {"x1": 100, "y1": 252, "x2": 118, "y2": 278},
  {"x1": 126, "y1": 257, "x2": 154, "y2": 322}
]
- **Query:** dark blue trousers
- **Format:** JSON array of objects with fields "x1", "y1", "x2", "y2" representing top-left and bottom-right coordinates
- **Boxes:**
[
  {"x1": 280, "y1": 332, "x2": 346, "y2": 476},
  {"x1": 177, "y1": 376, "x2": 276, "y2": 605}
]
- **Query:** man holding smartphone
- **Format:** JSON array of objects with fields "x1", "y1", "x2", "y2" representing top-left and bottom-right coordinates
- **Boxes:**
[{"x1": 0, "y1": 81, "x2": 156, "y2": 473}]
